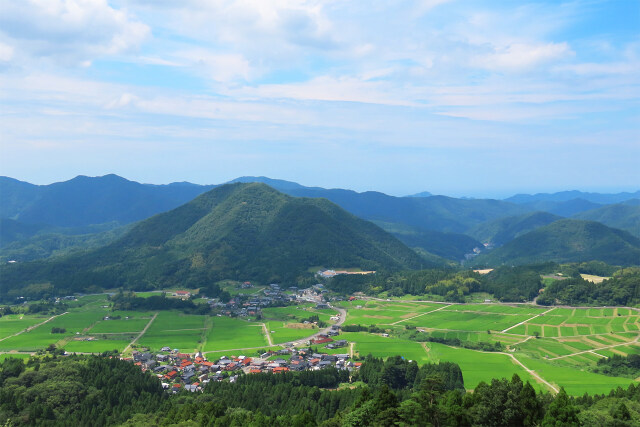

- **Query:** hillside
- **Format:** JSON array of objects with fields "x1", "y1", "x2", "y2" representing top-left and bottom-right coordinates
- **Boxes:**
[
  {"x1": 573, "y1": 204, "x2": 640, "y2": 237},
  {"x1": 233, "y1": 177, "x2": 531, "y2": 233},
  {"x1": 472, "y1": 219, "x2": 640, "y2": 266},
  {"x1": 372, "y1": 221, "x2": 480, "y2": 261},
  {"x1": 0, "y1": 183, "x2": 428, "y2": 296},
  {"x1": 0, "y1": 174, "x2": 215, "y2": 228},
  {"x1": 467, "y1": 211, "x2": 562, "y2": 246}
]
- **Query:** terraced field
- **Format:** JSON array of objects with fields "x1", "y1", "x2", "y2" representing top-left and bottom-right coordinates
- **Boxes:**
[{"x1": 339, "y1": 299, "x2": 640, "y2": 395}]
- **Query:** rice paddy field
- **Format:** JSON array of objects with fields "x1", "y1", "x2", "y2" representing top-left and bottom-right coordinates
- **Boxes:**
[
  {"x1": 338, "y1": 299, "x2": 640, "y2": 395},
  {"x1": 3, "y1": 294, "x2": 640, "y2": 397}
]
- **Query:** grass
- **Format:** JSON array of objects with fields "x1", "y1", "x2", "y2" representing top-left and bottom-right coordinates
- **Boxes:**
[
  {"x1": 202, "y1": 316, "x2": 267, "y2": 352},
  {"x1": 0, "y1": 314, "x2": 48, "y2": 340},
  {"x1": 137, "y1": 312, "x2": 205, "y2": 352}
]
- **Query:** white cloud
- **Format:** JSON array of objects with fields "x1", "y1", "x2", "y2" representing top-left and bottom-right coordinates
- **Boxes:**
[
  {"x1": 0, "y1": 42, "x2": 14, "y2": 62},
  {"x1": 0, "y1": 0, "x2": 149, "y2": 64},
  {"x1": 473, "y1": 42, "x2": 573, "y2": 71}
]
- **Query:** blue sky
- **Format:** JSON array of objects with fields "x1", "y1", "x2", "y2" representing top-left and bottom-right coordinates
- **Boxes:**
[{"x1": 0, "y1": 0, "x2": 638, "y2": 197}]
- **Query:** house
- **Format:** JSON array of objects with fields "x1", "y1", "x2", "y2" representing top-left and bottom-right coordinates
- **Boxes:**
[
  {"x1": 173, "y1": 291, "x2": 191, "y2": 298},
  {"x1": 161, "y1": 346, "x2": 171, "y2": 352}
]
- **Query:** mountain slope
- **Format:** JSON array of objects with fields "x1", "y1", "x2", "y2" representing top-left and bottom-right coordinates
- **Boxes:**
[
  {"x1": 372, "y1": 221, "x2": 480, "y2": 261},
  {"x1": 472, "y1": 219, "x2": 640, "y2": 266},
  {"x1": 0, "y1": 174, "x2": 215, "y2": 228},
  {"x1": 228, "y1": 177, "x2": 531, "y2": 233},
  {"x1": 467, "y1": 212, "x2": 563, "y2": 246},
  {"x1": 1, "y1": 183, "x2": 428, "y2": 295},
  {"x1": 573, "y1": 204, "x2": 640, "y2": 237}
]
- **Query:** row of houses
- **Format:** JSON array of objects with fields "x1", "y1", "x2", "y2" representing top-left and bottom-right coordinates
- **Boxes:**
[{"x1": 127, "y1": 344, "x2": 360, "y2": 393}]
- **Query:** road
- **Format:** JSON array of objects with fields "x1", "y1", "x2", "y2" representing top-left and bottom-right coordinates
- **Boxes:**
[
  {"x1": 122, "y1": 312, "x2": 158, "y2": 354},
  {"x1": 0, "y1": 312, "x2": 69, "y2": 343}
]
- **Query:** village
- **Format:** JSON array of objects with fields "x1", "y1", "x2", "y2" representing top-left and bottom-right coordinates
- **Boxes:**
[{"x1": 127, "y1": 329, "x2": 356, "y2": 394}]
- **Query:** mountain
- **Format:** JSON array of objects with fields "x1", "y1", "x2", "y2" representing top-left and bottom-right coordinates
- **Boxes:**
[
  {"x1": 232, "y1": 177, "x2": 531, "y2": 233},
  {"x1": 471, "y1": 219, "x2": 640, "y2": 266},
  {"x1": 519, "y1": 198, "x2": 603, "y2": 217},
  {"x1": 506, "y1": 190, "x2": 640, "y2": 205},
  {"x1": 407, "y1": 191, "x2": 433, "y2": 197},
  {"x1": 371, "y1": 221, "x2": 480, "y2": 261},
  {"x1": 0, "y1": 183, "x2": 428, "y2": 295},
  {"x1": 0, "y1": 174, "x2": 215, "y2": 228},
  {"x1": 573, "y1": 204, "x2": 640, "y2": 237},
  {"x1": 467, "y1": 212, "x2": 563, "y2": 246}
]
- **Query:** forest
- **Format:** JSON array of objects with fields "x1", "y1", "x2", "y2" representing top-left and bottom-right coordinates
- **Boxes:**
[{"x1": 1, "y1": 354, "x2": 639, "y2": 426}]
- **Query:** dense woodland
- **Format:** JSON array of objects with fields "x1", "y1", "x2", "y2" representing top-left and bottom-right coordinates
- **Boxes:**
[
  {"x1": 1, "y1": 355, "x2": 640, "y2": 426},
  {"x1": 538, "y1": 267, "x2": 640, "y2": 306}
]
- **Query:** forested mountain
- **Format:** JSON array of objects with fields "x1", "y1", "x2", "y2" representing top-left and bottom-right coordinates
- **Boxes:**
[
  {"x1": 374, "y1": 221, "x2": 481, "y2": 261},
  {"x1": 506, "y1": 190, "x2": 640, "y2": 205},
  {"x1": 233, "y1": 176, "x2": 531, "y2": 233},
  {"x1": 472, "y1": 219, "x2": 640, "y2": 266},
  {"x1": 467, "y1": 212, "x2": 562, "y2": 246},
  {"x1": 0, "y1": 183, "x2": 427, "y2": 296},
  {"x1": 0, "y1": 174, "x2": 215, "y2": 228},
  {"x1": 573, "y1": 204, "x2": 640, "y2": 237}
]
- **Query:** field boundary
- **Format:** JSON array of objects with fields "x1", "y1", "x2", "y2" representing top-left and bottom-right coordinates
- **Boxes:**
[
  {"x1": 262, "y1": 323, "x2": 274, "y2": 347},
  {"x1": 0, "y1": 312, "x2": 69, "y2": 342},
  {"x1": 389, "y1": 304, "x2": 451, "y2": 325},
  {"x1": 502, "y1": 307, "x2": 556, "y2": 333},
  {"x1": 123, "y1": 312, "x2": 157, "y2": 354},
  {"x1": 549, "y1": 335, "x2": 640, "y2": 360}
]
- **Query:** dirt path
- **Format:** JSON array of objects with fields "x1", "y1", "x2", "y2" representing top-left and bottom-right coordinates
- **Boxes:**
[
  {"x1": 504, "y1": 353, "x2": 559, "y2": 394},
  {"x1": 122, "y1": 312, "x2": 157, "y2": 354},
  {"x1": 549, "y1": 335, "x2": 640, "y2": 360},
  {"x1": 389, "y1": 304, "x2": 451, "y2": 325},
  {"x1": 349, "y1": 342, "x2": 355, "y2": 358},
  {"x1": 0, "y1": 312, "x2": 69, "y2": 342},
  {"x1": 501, "y1": 307, "x2": 556, "y2": 333},
  {"x1": 262, "y1": 323, "x2": 274, "y2": 347}
]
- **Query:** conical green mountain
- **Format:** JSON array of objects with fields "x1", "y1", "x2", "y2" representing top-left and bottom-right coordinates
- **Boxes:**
[
  {"x1": 1, "y1": 183, "x2": 427, "y2": 294},
  {"x1": 472, "y1": 219, "x2": 640, "y2": 266}
]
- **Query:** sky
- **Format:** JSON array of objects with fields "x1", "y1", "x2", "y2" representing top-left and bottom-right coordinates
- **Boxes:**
[{"x1": 0, "y1": 0, "x2": 638, "y2": 198}]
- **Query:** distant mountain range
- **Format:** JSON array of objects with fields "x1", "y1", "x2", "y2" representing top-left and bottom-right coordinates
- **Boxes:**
[
  {"x1": 506, "y1": 190, "x2": 640, "y2": 205},
  {"x1": 0, "y1": 174, "x2": 215, "y2": 228},
  {"x1": 0, "y1": 183, "x2": 429, "y2": 296},
  {"x1": 1, "y1": 174, "x2": 639, "y2": 268}
]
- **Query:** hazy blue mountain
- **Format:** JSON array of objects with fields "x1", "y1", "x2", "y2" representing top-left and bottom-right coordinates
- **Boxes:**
[
  {"x1": 406, "y1": 191, "x2": 433, "y2": 197},
  {"x1": 467, "y1": 211, "x2": 562, "y2": 246},
  {"x1": 1, "y1": 183, "x2": 430, "y2": 295},
  {"x1": 573, "y1": 204, "x2": 640, "y2": 237},
  {"x1": 519, "y1": 198, "x2": 603, "y2": 217},
  {"x1": 0, "y1": 174, "x2": 215, "y2": 228},
  {"x1": 506, "y1": 190, "x2": 640, "y2": 205},
  {"x1": 472, "y1": 219, "x2": 640, "y2": 266}
]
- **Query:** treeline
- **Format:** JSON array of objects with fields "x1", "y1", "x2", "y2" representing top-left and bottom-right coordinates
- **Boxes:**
[
  {"x1": 401, "y1": 330, "x2": 504, "y2": 352},
  {"x1": 593, "y1": 354, "x2": 640, "y2": 378},
  {"x1": 2, "y1": 355, "x2": 640, "y2": 426},
  {"x1": 110, "y1": 292, "x2": 208, "y2": 313},
  {"x1": 328, "y1": 265, "x2": 547, "y2": 302},
  {"x1": 538, "y1": 267, "x2": 640, "y2": 306}
]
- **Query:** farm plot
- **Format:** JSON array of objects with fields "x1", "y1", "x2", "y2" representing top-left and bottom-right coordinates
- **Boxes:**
[
  {"x1": 64, "y1": 339, "x2": 131, "y2": 353},
  {"x1": 137, "y1": 312, "x2": 205, "y2": 352},
  {"x1": 0, "y1": 309, "x2": 108, "y2": 351},
  {"x1": 266, "y1": 321, "x2": 317, "y2": 344},
  {"x1": 0, "y1": 314, "x2": 48, "y2": 340},
  {"x1": 516, "y1": 355, "x2": 636, "y2": 395},
  {"x1": 202, "y1": 316, "x2": 267, "y2": 352},
  {"x1": 415, "y1": 309, "x2": 531, "y2": 332}
]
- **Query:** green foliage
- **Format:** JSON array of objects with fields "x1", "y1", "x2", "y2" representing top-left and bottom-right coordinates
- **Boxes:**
[
  {"x1": 0, "y1": 183, "x2": 423, "y2": 296},
  {"x1": 574, "y1": 203, "x2": 640, "y2": 237},
  {"x1": 594, "y1": 354, "x2": 640, "y2": 378},
  {"x1": 468, "y1": 211, "x2": 562, "y2": 245},
  {"x1": 538, "y1": 267, "x2": 640, "y2": 306},
  {"x1": 473, "y1": 219, "x2": 640, "y2": 267}
]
